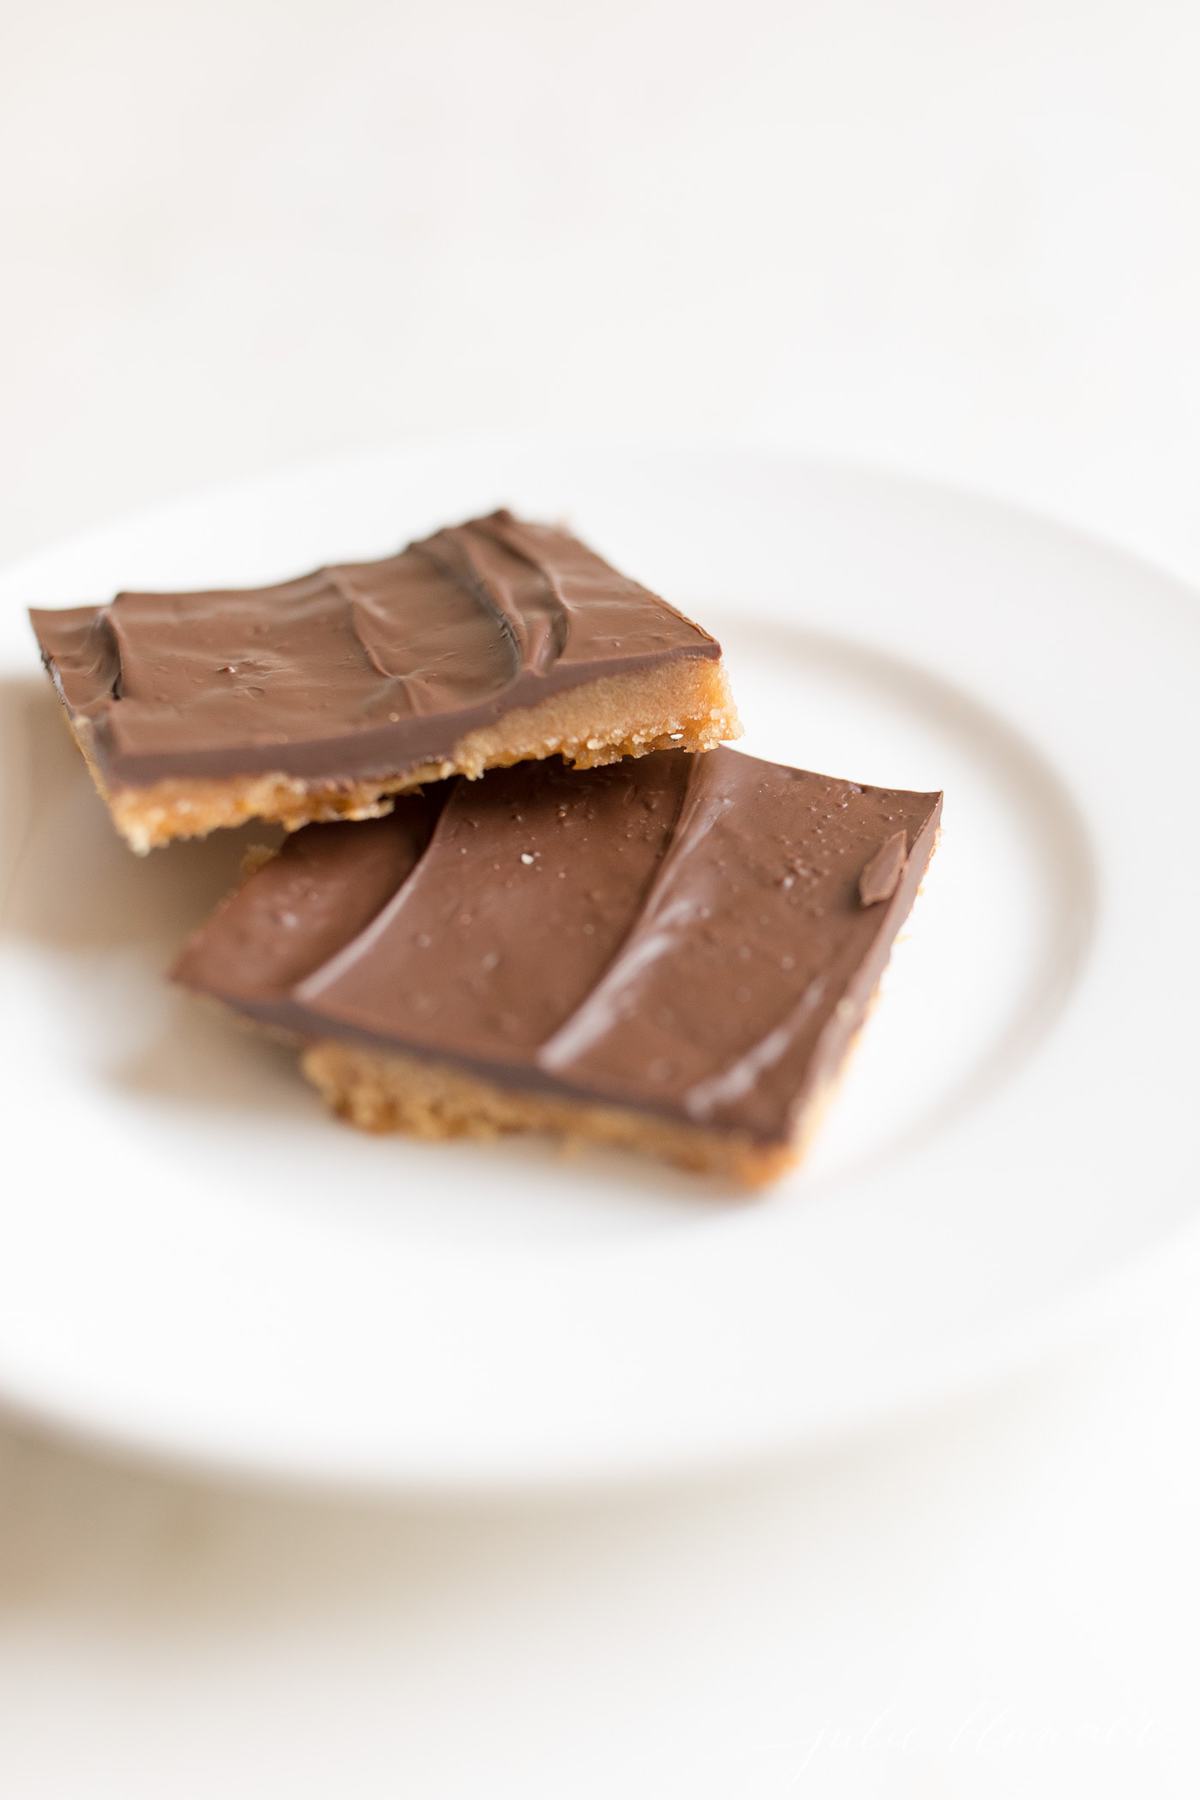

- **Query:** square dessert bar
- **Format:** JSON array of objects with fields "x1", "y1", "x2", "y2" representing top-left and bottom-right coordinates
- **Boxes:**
[
  {"x1": 29, "y1": 510, "x2": 738, "y2": 852},
  {"x1": 173, "y1": 747, "x2": 941, "y2": 1185}
]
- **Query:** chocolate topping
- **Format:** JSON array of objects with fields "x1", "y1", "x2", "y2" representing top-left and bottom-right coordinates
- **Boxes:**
[
  {"x1": 858, "y1": 829, "x2": 909, "y2": 905},
  {"x1": 174, "y1": 749, "x2": 942, "y2": 1145},
  {"x1": 29, "y1": 512, "x2": 721, "y2": 788}
]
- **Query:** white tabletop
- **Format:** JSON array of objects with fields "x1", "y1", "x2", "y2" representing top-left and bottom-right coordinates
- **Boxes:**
[{"x1": 3, "y1": 2, "x2": 1198, "y2": 1793}]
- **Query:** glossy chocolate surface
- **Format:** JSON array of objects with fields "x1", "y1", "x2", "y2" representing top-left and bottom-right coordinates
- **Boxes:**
[
  {"x1": 174, "y1": 748, "x2": 941, "y2": 1145},
  {"x1": 29, "y1": 512, "x2": 721, "y2": 787}
]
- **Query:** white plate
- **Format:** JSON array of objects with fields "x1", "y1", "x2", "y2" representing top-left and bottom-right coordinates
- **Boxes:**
[{"x1": 1, "y1": 441, "x2": 1196, "y2": 1492}]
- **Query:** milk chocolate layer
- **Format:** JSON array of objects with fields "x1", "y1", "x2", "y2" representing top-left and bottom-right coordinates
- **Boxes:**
[
  {"x1": 174, "y1": 749, "x2": 941, "y2": 1146},
  {"x1": 29, "y1": 512, "x2": 723, "y2": 789}
]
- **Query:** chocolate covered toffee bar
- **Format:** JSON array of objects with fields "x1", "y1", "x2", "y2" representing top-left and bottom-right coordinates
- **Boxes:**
[
  {"x1": 173, "y1": 748, "x2": 941, "y2": 1184},
  {"x1": 30, "y1": 511, "x2": 738, "y2": 852}
]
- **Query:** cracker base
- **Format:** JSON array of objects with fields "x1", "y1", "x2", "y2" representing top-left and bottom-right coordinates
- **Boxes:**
[{"x1": 301, "y1": 1039, "x2": 816, "y2": 1189}]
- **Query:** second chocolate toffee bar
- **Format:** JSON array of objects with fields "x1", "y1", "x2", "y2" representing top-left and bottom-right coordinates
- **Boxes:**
[{"x1": 173, "y1": 748, "x2": 942, "y2": 1181}]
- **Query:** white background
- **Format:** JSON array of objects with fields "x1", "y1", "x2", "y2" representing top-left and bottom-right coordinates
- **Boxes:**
[{"x1": 3, "y1": 1, "x2": 1200, "y2": 1794}]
